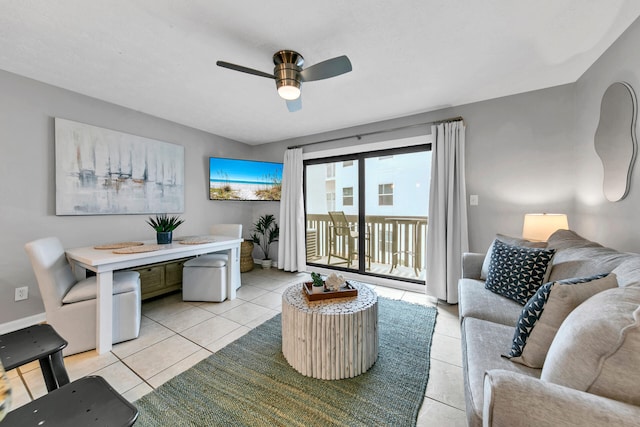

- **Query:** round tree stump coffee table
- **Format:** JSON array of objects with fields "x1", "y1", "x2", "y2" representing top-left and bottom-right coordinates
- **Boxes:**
[{"x1": 281, "y1": 282, "x2": 378, "y2": 380}]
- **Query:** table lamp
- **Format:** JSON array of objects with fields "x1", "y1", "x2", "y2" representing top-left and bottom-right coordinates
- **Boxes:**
[{"x1": 522, "y1": 213, "x2": 569, "y2": 242}]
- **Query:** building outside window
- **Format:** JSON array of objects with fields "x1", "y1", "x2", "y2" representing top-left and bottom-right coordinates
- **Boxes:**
[
  {"x1": 378, "y1": 183, "x2": 393, "y2": 206},
  {"x1": 343, "y1": 187, "x2": 353, "y2": 206},
  {"x1": 326, "y1": 163, "x2": 336, "y2": 178},
  {"x1": 326, "y1": 191, "x2": 336, "y2": 211}
]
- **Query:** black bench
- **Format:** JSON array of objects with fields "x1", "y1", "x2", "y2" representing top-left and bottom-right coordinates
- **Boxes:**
[
  {"x1": 2, "y1": 375, "x2": 138, "y2": 426},
  {"x1": 0, "y1": 324, "x2": 69, "y2": 391}
]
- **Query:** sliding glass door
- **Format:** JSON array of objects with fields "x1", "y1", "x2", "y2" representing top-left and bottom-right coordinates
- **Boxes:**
[
  {"x1": 304, "y1": 145, "x2": 430, "y2": 283},
  {"x1": 305, "y1": 159, "x2": 360, "y2": 272}
]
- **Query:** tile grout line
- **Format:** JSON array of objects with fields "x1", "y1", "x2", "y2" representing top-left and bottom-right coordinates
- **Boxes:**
[
  {"x1": 15, "y1": 368, "x2": 35, "y2": 401},
  {"x1": 421, "y1": 396, "x2": 466, "y2": 413}
]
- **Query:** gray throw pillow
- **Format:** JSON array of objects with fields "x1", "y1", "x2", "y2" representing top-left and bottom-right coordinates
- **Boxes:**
[
  {"x1": 541, "y1": 286, "x2": 640, "y2": 406},
  {"x1": 505, "y1": 273, "x2": 616, "y2": 368}
]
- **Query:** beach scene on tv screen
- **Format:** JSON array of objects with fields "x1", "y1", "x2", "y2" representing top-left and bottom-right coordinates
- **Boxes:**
[{"x1": 209, "y1": 158, "x2": 282, "y2": 201}]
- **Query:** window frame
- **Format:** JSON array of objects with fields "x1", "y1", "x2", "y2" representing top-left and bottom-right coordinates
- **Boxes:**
[
  {"x1": 302, "y1": 138, "x2": 431, "y2": 285},
  {"x1": 342, "y1": 186, "x2": 354, "y2": 206},
  {"x1": 378, "y1": 183, "x2": 394, "y2": 206}
]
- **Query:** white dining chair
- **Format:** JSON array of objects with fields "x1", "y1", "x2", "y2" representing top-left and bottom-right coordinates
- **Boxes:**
[{"x1": 24, "y1": 237, "x2": 141, "y2": 355}]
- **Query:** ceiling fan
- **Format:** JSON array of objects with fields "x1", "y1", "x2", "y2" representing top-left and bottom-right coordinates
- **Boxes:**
[{"x1": 216, "y1": 50, "x2": 352, "y2": 112}]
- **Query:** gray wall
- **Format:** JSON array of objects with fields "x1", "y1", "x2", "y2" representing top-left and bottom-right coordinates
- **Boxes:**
[
  {"x1": 573, "y1": 15, "x2": 640, "y2": 252},
  {"x1": 0, "y1": 70, "x2": 259, "y2": 325},
  {"x1": 457, "y1": 85, "x2": 577, "y2": 252},
  {"x1": 259, "y1": 83, "x2": 577, "y2": 255}
]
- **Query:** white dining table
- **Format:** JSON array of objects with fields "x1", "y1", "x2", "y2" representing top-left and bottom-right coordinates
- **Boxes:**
[{"x1": 65, "y1": 236, "x2": 242, "y2": 354}]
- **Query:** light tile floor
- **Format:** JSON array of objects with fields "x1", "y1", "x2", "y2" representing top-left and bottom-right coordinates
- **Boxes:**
[{"x1": 6, "y1": 269, "x2": 466, "y2": 426}]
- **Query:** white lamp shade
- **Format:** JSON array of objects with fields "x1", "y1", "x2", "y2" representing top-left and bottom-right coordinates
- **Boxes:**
[{"x1": 522, "y1": 213, "x2": 569, "y2": 242}]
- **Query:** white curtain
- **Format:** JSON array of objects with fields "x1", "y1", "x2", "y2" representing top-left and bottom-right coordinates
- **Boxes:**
[
  {"x1": 278, "y1": 148, "x2": 306, "y2": 271},
  {"x1": 426, "y1": 121, "x2": 469, "y2": 303}
]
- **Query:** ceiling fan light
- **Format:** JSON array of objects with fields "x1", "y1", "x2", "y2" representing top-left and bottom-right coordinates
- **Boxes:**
[
  {"x1": 275, "y1": 62, "x2": 302, "y2": 100},
  {"x1": 278, "y1": 84, "x2": 301, "y2": 100}
]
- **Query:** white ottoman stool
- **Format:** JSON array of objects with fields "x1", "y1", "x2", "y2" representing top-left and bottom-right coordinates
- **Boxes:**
[{"x1": 182, "y1": 256, "x2": 227, "y2": 302}]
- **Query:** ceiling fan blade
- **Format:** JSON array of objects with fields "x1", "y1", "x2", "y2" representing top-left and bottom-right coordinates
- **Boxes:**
[
  {"x1": 216, "y1": 61, "x2": 275, "y2": 79},
  {"x1": 299, "y1": 55, "x2": 352, "y2": 82},
  {"x1": 286, "y1": 96, "x2": 302, "y2": 112}
]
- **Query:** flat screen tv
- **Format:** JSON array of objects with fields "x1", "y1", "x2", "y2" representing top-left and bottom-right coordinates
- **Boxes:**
[{"x1": 209, "y1": 157, "x2": 283, "y2": 201}]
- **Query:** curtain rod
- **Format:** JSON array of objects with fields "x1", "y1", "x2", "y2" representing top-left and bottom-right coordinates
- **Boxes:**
[{"x1": 287, "y1": 116, "x2": 463, "y2": 150}]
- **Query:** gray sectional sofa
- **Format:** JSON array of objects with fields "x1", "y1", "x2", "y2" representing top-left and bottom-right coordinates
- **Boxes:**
[{"x1": 458, "y1": 229, "x2": 640, "y2": 427}]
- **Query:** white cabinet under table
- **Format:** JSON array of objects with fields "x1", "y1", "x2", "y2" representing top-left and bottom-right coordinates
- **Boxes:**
[
  {"x1": 65, "y1": 236, "x2": 242, "y2": 354},
  {"x1": 281, "y1": 282, "x2": 378, "y2": 380}
]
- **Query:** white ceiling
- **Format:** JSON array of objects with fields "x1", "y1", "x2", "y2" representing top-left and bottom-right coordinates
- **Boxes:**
[{"x1": 1, "y1": 1, "x2": 640, "y2": 145}]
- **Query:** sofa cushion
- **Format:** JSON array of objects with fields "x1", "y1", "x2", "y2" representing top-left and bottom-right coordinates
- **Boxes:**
[
  {"x1": 62, "y1": 271, "x2": 140, "y2": 304},
  {"x1": 505, "y1": 273, "x2": 616, "y2": 368},
  {"x1": 612, "y1": 256, "x2": 640, "y2": 287},
  {"x1": 480, "y1": 234, "x2": 547, "y2": 280},
  {"x1": 546, "y1": 229, "x2": 602, "y2": 251},
  {"x1": 462, "y1": 317, "x2": 541, "y2": 427},
  {"x1": 458, "y1": 278, "x2": 523, "y2": 326},
  {"x1": 541, "y1": 286, "x2": 640, "y2": 406},
  {"x1": 485, "y1": 240, "x2": 556, "y2": 305},
  {"x1": 545, "y1": 229, "x2": 635, "y2": 281},
  {"x1": 548, "y1": 246, "x2": 634, "y2": 282}
]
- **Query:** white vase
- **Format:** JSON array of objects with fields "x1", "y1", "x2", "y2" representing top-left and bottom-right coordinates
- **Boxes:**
[
  {"x1": 312, "y1": 284, "x2": 324, "y2": 294},
  {"x1": 261, "y1": 259, "x2": 272, "y2": 269}
]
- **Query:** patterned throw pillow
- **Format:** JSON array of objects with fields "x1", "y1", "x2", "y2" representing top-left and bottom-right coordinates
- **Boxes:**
[
  {"x1": 505, "y1": 273, "x2": 616, "y2": 368},
  {"x1": 480, "y1": 234, "x2": 548, "y2": 280},
  {"x1": 485, "y1": 240, "x2": 556, "y2": 305}
]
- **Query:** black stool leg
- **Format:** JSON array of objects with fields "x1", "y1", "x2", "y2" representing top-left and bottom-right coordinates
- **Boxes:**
[
  {"x1": 38, "y1": 350, "x2": 70, "y2": 391},
  {"x1": 50, "y1": 350, "x2": 70, "y2": 387},
  {"x1": 39, "y1": 357, "x2": 58, "y2": 392}
]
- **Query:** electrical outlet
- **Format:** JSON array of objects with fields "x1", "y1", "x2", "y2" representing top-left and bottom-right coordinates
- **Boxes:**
[
  {"x1": 470, "y1": 194, "x2": 479, "y2": 206},
  {"x1": 15, "y1": 286, "x2": 28, "y2": 301}
]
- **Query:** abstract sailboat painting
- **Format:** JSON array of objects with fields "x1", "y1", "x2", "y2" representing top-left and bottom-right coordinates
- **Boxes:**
[{"x1": 55, "y1": 118, "x2": 185, "y2": 215}]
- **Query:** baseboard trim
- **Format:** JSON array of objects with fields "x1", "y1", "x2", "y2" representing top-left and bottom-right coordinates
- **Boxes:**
[{"x1": 0, "y1": 312, "x2": 46, "y2": 334}]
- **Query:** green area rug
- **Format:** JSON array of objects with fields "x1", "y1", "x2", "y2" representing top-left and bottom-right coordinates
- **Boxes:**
[{"x1": 135, "y1": 297, "x2": 437, "y2": 427}]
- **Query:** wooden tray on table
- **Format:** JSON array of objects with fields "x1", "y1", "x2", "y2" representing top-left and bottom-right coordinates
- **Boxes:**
[{"x1": 303, "y1": 281, "x2": 358, "y2": 301}]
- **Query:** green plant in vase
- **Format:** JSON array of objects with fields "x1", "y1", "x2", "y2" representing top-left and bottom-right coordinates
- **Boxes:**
[
  {"x1": 311, "y1": 272, "x2": 325, "y2": 294},
  {"x1": 250, "y1": 214, "x2": 279, "y2": 268},
  {"x1": 146, "y1": 214, "x2": 184, "y2": 244}
]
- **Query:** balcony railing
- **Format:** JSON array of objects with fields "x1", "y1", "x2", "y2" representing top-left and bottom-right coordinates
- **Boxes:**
[{"x1": 305, "y1": 214, "x2": 428, "y2": 276}]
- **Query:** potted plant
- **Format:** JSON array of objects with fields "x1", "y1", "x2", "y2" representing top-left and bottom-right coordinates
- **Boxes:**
[
  {"x1": 250, "y1": 214, "x2": 279, "y2": 269},
  {"x1": 146, "y1": 214, "x2": 184, "y2": 244},
  {"x1": 310, "y1": 272, "x2": 325, "y2": 294}
]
